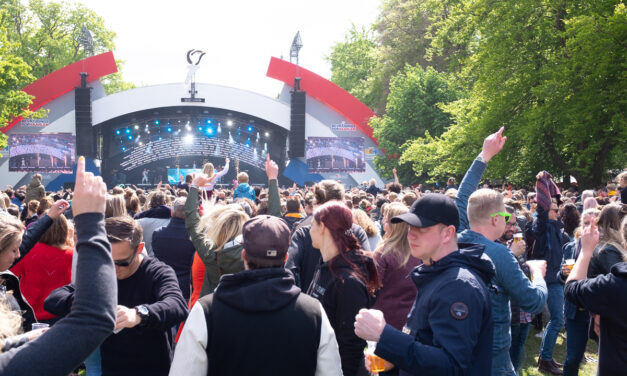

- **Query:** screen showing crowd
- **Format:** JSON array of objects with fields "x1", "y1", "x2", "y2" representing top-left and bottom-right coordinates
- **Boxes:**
[
  {"x1": 8, "y1": 133, "x2": 76, "y2": 173},
  {"x1": 306, "y1": 137, "x2": 366, "y2": 173}
]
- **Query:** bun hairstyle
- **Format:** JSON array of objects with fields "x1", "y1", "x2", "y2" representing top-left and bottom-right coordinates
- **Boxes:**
[{"x1": 313, "y1": 201, "x2": 380, "y2": 294}]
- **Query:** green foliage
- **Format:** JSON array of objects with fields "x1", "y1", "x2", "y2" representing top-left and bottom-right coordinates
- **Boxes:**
[
  {"x1": 419, "y1": 0, "x2": 627, "y2": 188},
  {"x1": 327, "y1": 25, "x2": 382, "y2": 110},
  {"x1": 0, "y1": 9, "x2": 40, "y2": 153},
  {"x1": 0, "y1": 0, "x2": 133, "y2": 94},
  {"x1": 371, "y1": 65, "x2": 461, "y2": 185}
]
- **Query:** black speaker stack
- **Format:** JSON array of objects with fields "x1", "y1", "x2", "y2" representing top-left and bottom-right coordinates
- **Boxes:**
[{"x1": 288, "y1": 77, "x2": 306, "y2": 158}]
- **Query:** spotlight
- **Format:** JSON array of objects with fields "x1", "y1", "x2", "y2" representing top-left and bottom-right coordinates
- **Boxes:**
[
  {"x1": 247, "y1": 126, "x2": 253, "y2": 132},
  {"x1": 184, "y1": 134, "x2": 194, "y2": 144},
  {"x1": 158, "y1": 136, "x2": 163, "y2": 141},
  {"x1": 265, "y1": 132, "x2": 269, "y2": 137},
  {"x1": 217, "y1": 125, "x2": 222, "y2": 133},
  {"x1": 121, "y1": 147, "x2": 126, "y2": 151},
  {"x1": 198, "y1": 126, "x2": 203, "y2": 131},
  {"x1": 134, "y1": 125, "x2": 139, "y2": 130},
  {"x1": 115, "y1": 130, "x2": 121, "y2": 135},
  {"x1": 128, "y1": 135, "x2": 133, "y2": 140},
  {"x1": 139, "y1": 142, "x2": 143, "y2": 146},
  {"x1": 207, "y1": 127, "x2": 214, "y2": 135},
  {"x1": 227, "y1": 120, "x2": 233, "y2": 126},
  {"x1": 154, "y1": 120, "x2": 160, "y2": 125},
  {"x1": 167, "y1": 127, "x2": 172, "y2": 132},
  {"x1": 206, "y1": 119, "x2": 212, "y2": 124},
  {"x1": 125, "y1": 129, "x2": 131, "y2": 134}
]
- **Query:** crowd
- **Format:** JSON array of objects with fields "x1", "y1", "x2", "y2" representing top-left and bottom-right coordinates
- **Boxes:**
[{"x1": 0, "y1": 127, "x2": 625, "y2": 376}]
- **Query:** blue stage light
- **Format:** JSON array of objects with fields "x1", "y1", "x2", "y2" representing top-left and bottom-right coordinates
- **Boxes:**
[
  {"x1": 207, "y1": 127, "x2": 214, "y2": 135},
  {"x1": 128, "y1": 135, "x2": 133, "y2": 140},
  {"x1": 122, "y1": 147, "x2": 126, "y2": 151},
  {"x1": 115, "y1": 130, "x2": 121, "y2": 135},
  {"x1": 198, "y1": 126, "x2": 203, "y2": 131},
  {"x1": 206, "y1": 119, "x2": 212, "y2": 124},
  {"x1": 247, "y1": 126, "x2": 253, "y2": 132},
  {"x1": 155, "y1": 120, "x2": 160, "y2": 125},
  {"x1": 158, "y1": 136, "x2": 163, "y2": 141},
  {"x1": 167, "y1": 127, "x2": 172, "y2": 132},
  {"x1": 125, "y1": 129, "x2": 131, "y2": 134}
]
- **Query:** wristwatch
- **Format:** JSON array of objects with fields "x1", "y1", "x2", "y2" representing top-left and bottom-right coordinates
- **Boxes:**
[
  {"x1": 476, "y1": 153, "x2": 486, "y2": 163},
  {"x1": 135, "y1": 305, "x2": 149, "y2": 327}
]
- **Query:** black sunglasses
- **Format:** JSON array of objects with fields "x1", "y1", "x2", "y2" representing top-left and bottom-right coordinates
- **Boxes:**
[{"x1": 114, "y1": 251, "x2": 137, "y2": 267}]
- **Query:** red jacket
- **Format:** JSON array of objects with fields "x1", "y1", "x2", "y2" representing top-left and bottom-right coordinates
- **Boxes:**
[{"x1": 10, "y1": 243, "x2": 73, "y2": 320}]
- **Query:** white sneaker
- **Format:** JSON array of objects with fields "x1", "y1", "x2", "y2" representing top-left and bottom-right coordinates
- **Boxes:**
[{"x1": 535, "y1": 330, "x2": 545, "y2": 338}]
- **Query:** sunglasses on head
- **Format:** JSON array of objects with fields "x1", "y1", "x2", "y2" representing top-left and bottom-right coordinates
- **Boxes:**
[{"x1": 490, "y1": 212, "x2": 511, "y2": 222}]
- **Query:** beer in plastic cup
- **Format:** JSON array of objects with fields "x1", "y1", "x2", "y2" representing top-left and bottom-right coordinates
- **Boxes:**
[
  {"x1": 513, "y1": 233, "x2": 523, "y2": 243},
  {"x1": 565, "y1": 259, "x2": 575, "y2": 272},
  {"x1": 31, "y1": 323, "x2": 49, "y2": 331},
  {"x1": 365, "y1": 341, "x2": 386, "y2": 373}
]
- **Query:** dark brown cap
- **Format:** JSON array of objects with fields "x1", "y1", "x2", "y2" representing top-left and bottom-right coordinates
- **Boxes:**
[{"x1": 235, "y1": 215, "x2": 290, "y2": 260}]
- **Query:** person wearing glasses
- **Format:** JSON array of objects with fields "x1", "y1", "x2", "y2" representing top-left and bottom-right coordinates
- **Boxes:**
[
  {"x1": 530, "y1": 171, "x2": 571, "y2": 375},
  {"x1": 45, "y1": 216, "x2": 188, "y2": 376},
  {"x1": 456, "y1": 127, "x2": 548, "y2": 376}
]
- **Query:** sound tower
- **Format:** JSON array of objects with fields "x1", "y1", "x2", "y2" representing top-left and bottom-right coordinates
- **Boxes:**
[
  {"x1": 75, "y1": 73, "x2": 95, "y2": 158},
  {"x1": 289, "y1": 77, "x2": 306, "y2": 158}
]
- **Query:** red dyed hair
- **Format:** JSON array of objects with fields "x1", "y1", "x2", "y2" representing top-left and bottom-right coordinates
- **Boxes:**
[{"x1": 313, "y1": 202, "x2": 380, "y2": 294}]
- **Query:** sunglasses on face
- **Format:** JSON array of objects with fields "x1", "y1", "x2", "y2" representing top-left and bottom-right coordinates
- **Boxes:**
[
  {"x1": 490, "y1": 212, "x2": 512, "y2": 222},
  {"x1": 113, "y1": 251, "x2": 137, "y2": 267}
]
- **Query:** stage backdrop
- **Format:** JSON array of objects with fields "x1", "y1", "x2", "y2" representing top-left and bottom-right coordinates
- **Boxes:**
[
  {"x1": 306, "y1": 137, "x2": 365, "y2": 173},
  {"x1": 9, "y1": 133, "x2": 75, "y2": 174}
]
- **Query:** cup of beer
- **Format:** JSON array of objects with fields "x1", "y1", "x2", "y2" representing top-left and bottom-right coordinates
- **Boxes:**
[
  {"x1": 365, "y1": 341, "x2": 386, "y2": 373},
  {"x1": 513, "y1": 233, "x2": 523, "y2": 244},
  {"x1": 564, "y1": 259, "x2": 575, "y2": 272}
]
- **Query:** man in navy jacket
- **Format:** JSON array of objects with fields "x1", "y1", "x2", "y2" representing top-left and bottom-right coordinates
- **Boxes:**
[{"x1": 354, "y1": 194, "x2": 495, "y2": 375}]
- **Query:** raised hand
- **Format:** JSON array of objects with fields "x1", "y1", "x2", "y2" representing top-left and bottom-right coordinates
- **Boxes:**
[
  {"x1": 265, "y1": 153, "x2": 279, "y2": 180},
  {"x1": 481, "y1": 126, "x2": 507, "y2": 162},
  {"x1": 47, "y1": 199, "x2": 70, "y2": 219},
  {"x1": 580, "y1": 224, "x2": 600, "y2": 257},
  {"x1": 354, "y1": 309, "x2": 386, "y2": 342},
  {"x1": 72, "y1": 156, "x2": 107, "y2": 216}
]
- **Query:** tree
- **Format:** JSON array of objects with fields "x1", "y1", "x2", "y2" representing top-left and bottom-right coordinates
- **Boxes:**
[
  {"x1": 0, "y1": 0, "x2": 132, "y2": 93},
  {"x1": 0, "y1": 10, "x2": 42, "y2": 153},
  {"x1": 371, "y1": 65, "x2": 461, "y2": 185},
  {"x1": 327, "y1": 25, "x2": 382, "y2": 110},
  {"x1": 407, "y1": 0, "x2": 627, "y2": 188}
]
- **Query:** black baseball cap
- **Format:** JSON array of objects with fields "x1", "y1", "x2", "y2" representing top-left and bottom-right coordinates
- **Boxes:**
[
  {"x1": 235, "y1": 215, "x2": 290, "y2": 260},
  {"x1": 391, "y1": 194, "x2": 460, "y2": 230}
]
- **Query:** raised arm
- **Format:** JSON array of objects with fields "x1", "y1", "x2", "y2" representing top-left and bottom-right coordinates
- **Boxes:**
[
  {"x1": 456, "y1": 127, "x2": 507, "y2": 232},
  {"x1": 266, "y1": 154, "x2": 282, "y2": 217}
]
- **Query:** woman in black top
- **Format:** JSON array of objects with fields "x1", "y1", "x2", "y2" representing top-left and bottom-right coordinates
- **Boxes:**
[{"x1": 307, "y1": 201, "x2": 380, "y2": 376}]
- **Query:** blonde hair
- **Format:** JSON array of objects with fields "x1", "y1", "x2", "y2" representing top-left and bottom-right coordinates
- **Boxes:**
[
  {"x1": 202, "y1": 162, "x2": 215, "y2": 178},
  {"x1": 375, "y1": 203, "x2": 411, "y2": 266},
  {"x1": 596, "y1": 204, "x2": 626, "y2": 261},
  {"x1": 0, "y1": 215, "x2": 24, "y2": 257},
  {"x1": 0, "y1": 301, "x2": 23, "y2": 349},
  {"x1": 621, "y1": 216, "x2": 627, "y2": 250},
  {"x1": 467, "y1": 189, "x2": 504, "y2": 225},
  {"x1": 237, "y1": 172, "x2": 249, "y2": 184},
  {"x1": 204, "y1": 206, "x2": 248, "y2": 251},
  {"x1": 105, "y1": 195, "x2": 128, "y2": 218},
  {"x1": 351, "y1": 209, "x2": 378, "y2": 238}
]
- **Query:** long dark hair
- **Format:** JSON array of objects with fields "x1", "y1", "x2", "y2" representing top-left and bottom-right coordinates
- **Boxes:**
[
  {"x1": 560, "y1": 203, "x2": 580, "y2": 238},
  {"x1": 313, "y1": 202, "x2": 380, "y2": 294}
]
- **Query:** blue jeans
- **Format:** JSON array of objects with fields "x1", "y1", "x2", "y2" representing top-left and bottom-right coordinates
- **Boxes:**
[
  {"x1": 563, "y1": 310, "x2": 589, "y2": 376},
  {"x1": 492, "y1": 348, "x2": 517, "y2": 376},
  {"x1": 540, "y1": 283, "x2": 565, "y2": 360},
  {"x1": 510, "y1": 323, "x2": 531, "y2": 373},
  {"x1": 84, "y1": 347, "x2": 101, "y2": 376}
]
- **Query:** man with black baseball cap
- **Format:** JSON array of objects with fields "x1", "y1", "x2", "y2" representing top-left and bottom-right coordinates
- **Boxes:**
[
  {"x1": 170, "y1": 215, "x2": 343, "y2": 376},
  {"x1": 354, "y1": 193, "x2": 496, "y2": 375}
]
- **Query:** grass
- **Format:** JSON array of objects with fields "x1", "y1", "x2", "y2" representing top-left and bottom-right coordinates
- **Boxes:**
[{"x1": 520, "y1": 326, "x2": 598, "y2": 375}]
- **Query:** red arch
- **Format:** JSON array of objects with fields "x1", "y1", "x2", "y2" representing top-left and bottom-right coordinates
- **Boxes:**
[
  {"x1": 266, "y1": 57, "x2": 378, "y2": 145},
  {"x1": 2, "y1": 51, "x2": 118, "y2": 133}
]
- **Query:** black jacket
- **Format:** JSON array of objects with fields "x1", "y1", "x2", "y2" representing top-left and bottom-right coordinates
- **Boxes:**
[
  {"x1": 565, "y1": 262, "x2": 627, "y2": 375},
  {"x1": 307, "y1": 249, "x2": 375, "y2": 376},
  {"x1": 152, "y1": 217, "x2": 195, "y2": 301},
  {"x1": 134, "y1": 205, "x2": 172, "y2": 220},
  {"x1": 201, "y1": 268, "x2": 322, "y2": 376},
  {"x1": 286, "y1": 215, "x2": 371, "y2": 290},
  {"x1": 531, "y1": 206, "x2": 569, "y2": 284}
]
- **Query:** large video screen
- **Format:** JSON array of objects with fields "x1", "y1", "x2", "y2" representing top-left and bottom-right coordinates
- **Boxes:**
[
  {"x1": 8, "y1": 133, "x2": 75, "y2": 173},
  {"x1": 306, "y1": 137, "x2": 365, "y2": 173}
]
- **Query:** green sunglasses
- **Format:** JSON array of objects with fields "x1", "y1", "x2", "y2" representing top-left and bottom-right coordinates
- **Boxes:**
[{"x1": 490, "y1": 212, "x2": 511, "y2": 222}]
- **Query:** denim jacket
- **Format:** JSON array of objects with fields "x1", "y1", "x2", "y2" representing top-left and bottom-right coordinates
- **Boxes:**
[{"x1": 456, "y1": 158, "x2": 547, "y2": 353}]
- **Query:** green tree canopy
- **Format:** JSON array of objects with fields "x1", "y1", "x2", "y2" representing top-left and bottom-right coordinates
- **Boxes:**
[{"x1": 371, "y1": 65, "x2": 461, "y2": 185}]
